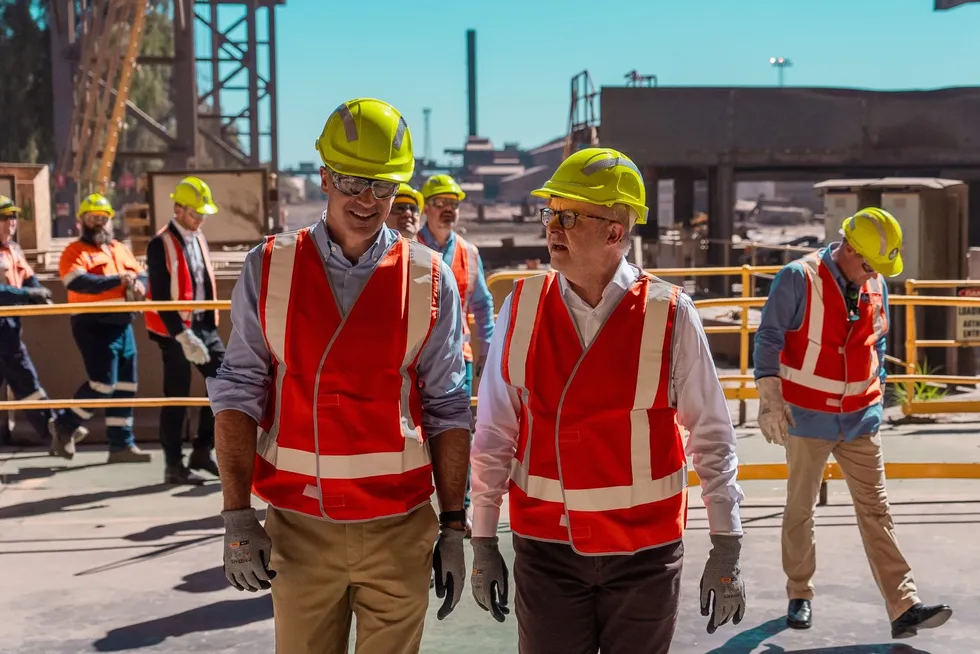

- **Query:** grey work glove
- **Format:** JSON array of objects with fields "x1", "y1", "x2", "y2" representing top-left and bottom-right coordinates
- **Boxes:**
[
  {"x1": 176, "y1": 329, "x2": 211, "y2": 365},
  {"x1": 433, "y1": 525, "x2": 466, "y2": 620},
  {"x1": 756, "y1": 376, "x2": 794, "y2": 447},
  {"x1": 699, "y1": 534, "x2": 746, "y2": 634},
  {"x1": 24, "y1": 287, "x2": 53, "y2": 305},
  {"x1": 471, "y1": 536, "x2": 510, "y2": 623},
  {"x1": 221, "y1": 508, "x2": 276, "y2": 592}
]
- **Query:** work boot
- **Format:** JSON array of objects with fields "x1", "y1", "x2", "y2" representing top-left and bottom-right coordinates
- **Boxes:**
[
  {"x1": 165, "y1": 464, "x2": 205, "y2": 485},
  {"x1": 187, "y1": 449, "x2": 220, "y2": 477},
  {"x1": 787, "y1": 599, "x2": 812, "y2": 629},
  {"x1": 107, "y1": 445, "x2": 152, "y2": 464},
  {"x1": 891, "y1": 603, "x2": 953, "y2": 639},
  {"x1": 47, "y1": 419, "x2": 87, "y2": 460}
]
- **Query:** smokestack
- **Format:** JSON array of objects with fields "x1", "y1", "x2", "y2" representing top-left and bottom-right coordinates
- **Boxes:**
[{"x1": 466, "y1": 29, "x2": 477, "y2": 137}]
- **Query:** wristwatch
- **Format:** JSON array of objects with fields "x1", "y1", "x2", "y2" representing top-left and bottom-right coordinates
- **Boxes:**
[{"x1": 439, "y1": 510, "x2": 467, "y2": 528}]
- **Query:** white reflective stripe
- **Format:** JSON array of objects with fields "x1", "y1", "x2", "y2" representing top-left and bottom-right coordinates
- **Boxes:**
[
  {"x1": 89, "y1": 381, "x2": 114, "y2": 394},
  {"x1": 630, "y1": 281, "x2": 673, "y2": 483},
  {"x1": 106, "y1": 416, "x2": 134, "y2": 427},
  {"x1": 463, "y1": 240, "x2": 479, "y2": 308},
  {"x1": 272, "y1": 441, "x2": 431, "y2": 479},
  {"x1": 115, "y1": 381, "x2": 138, "y2": 392},
  {"x1": 63, "y1": 269, "x2": 85, "y2": 285},
  {"x1": 162, "y1": 232, "x2": 180, "y2": 301},
  {"x1": 504, "y1": 275, "x2": 548, "y2": 390},
  {"x1": 72, "y1": 407, "x2": 93, "y2": 419},
  {"x1": 779, "y1": 363, "x2": 877, "y2": 396},
  {"x1": 399, "y1": 241, "x2": 438, "y2": 440},
  {"x1": 800, "y1": 259, "x2": 824, "y2": 375},
  {"x1": 21, "y1": 389, "x2": 46, "y2": 401}
]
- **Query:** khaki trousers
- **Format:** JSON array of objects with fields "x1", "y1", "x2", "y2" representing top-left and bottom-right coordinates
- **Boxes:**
[
  {"x1": 265, "y1": 504, "x2": 439, "y2": 654},
  {"x1": 782, "y1": 432, "x2": 919, "y2": 621}
]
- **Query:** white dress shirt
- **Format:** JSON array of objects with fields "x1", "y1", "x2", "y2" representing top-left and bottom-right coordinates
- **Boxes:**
[{"x1": 470, "y1": 258, "x2": 745, "y2": 538}]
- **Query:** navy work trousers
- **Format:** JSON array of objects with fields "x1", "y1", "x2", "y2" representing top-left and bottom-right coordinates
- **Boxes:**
[{"x1": 0, "y1": 334, "x2": 54, "y2": 441}]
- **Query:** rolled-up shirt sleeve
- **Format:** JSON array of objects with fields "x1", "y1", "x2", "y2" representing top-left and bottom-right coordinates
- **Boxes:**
[
  {"x1": 206, "y1": 244, "x2": 271, "y2": 422},
  {"x1": 417, "y1": 259, "x2": 473, "y2": 437},
  {"x1": 671, "y1": 293, "x2": 745, "y2": 535},
  {"x1": 470, "y1": 294, "x2": 520, "y2": 538}
]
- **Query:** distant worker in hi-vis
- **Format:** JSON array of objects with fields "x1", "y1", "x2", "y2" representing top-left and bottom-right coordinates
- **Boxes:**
[
  {"x1": 385, "y1": 183, "x2": 423, "y2": 240},
  {"x1": 207, "y1": 97, "x2": 473, "y2": 653},
  {"x1": 470, "y1": 147, "x2": 746, "y2": 653},
  {"x1": 754, "y1": 207, "x2": 952, "y2": 638}
]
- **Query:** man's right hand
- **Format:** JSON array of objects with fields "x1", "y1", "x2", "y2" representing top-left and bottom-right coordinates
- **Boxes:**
[
  {"x1": 176, "y1": 330, "x2": 211, "y2": 365},
  {"x1": 24, "y1": 287, "x2": 53, "y2": 305},
  {"x1": 221, "y1": 508, "x2": 276, "y2": 592},
  {"x1": 756, "y1": 376, "x2": 795, "y2": 446},
  {"x1": 471, "y1": 536, "x2": 510, "y2": 623}
]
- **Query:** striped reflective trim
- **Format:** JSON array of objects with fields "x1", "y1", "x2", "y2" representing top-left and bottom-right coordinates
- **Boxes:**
[
  {"x1": 503, "y1": 274, "x2": 548, "y2": 390},
  {"x1": 398, "y1": 241, "x2": 440, "y2": 440},
  {"x1": 115, "y1": 381, "x2": 138, "y2": 393},
  {"x1": 21, "y1": 389, "x2": 47, "y2": 401},
  {"x1": 72, "y1": 407, "x2": 93, "y2": 419},
  {"x1": 272, "y1": 442, "x2": 430, "y2": 480},
  {"x1": 335, "y1": 103, "x2": 358, "y2": 142},
  {"x1": 161, "y1": 233, "x2": 193, "y2": 322},
  {"x1": 63, "y1": 269, "x2": 85, "y2": 285},
  {"x1": 89, "y1": 381, "x2": 114, "y2": 395},
  {"x1": 392, "y1": 117, "x2": 408, "y2": 151},
  {"x1": 106, "y1": 416, "x2": 134, "y2": 427},
  {"x1": 581, "y1": 155, "x2": 641, "y2": 177},
  {"x1": 462, "y1": 239, "x2": 479, "y2": 308},
  {"x1": 779, "y1": 364, "x2": 878, "y2": 397}
]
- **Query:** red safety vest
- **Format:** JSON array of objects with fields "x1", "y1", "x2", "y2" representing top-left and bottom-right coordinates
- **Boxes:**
[
  {"x1": 145, "y1": 226, "x2": 218, "y2": 337},
  {"x1": 501, "y1": 271, "x2": 689, "y2": 555},
  {"x1": 448, "y1": 235, "x2": 480, "y2": 362},
  {"x1": 779, "y1": 253, "x2": 888, "y2": 413},
  {"x1": 251, "y1": 227, "x2": 442, "y2": 522}
]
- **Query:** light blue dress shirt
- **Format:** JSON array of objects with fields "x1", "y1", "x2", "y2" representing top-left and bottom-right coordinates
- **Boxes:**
[
  {"x1": 753, "y1": 243, "x2": 889, "y2": 442},
  {"x1": 206, "y1": 218, "x2": 473, "y2": 437}
]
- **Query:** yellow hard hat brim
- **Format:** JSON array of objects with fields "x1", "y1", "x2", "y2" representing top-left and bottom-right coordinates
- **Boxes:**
[
  {"x1": 871, "y1": 252, "x2": 904, "y2": 278},
  {"x1": 326, "y1": 161, "x2": 413, "y2": 184},
  {"x1": 0, "y1": 206, "x2": 21, "y2": 216},
  {"x1": 199, "y1": 202, "x2": 219, "y2": 215}
]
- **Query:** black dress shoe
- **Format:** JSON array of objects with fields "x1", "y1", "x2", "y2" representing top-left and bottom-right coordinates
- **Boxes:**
[
  {"x1": 188, "y1": 449, "x2": 220, "y2": 477},
  {"x1": 787, "y1": 599, "x2": 812, "y2": 629},
  {"x1": 891, "y1": 602, "x2": 952, "y2": 639},
  {"x1": 165, "y1": 464, "x2": 205, "y2": 485}
]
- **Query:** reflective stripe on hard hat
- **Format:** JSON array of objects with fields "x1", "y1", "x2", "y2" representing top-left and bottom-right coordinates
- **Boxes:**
[
  {"x1": 581, "y1": 156, "x2": 642, "y2": 178},
  {"x1": 336, "y1": 103, "x2": 359, "y2": 142}
]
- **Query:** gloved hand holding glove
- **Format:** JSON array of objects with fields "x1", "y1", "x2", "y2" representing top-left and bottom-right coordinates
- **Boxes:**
[
  {"x1": 176, "y1": 329, "x2": 211, "y2": 365},
  {"x1": 699, "y1": 533, "x2": 746, "y2": 634},
  {"x1": 432, "y1": 525, "x2": 466, "y2": 620},
  {"x1": 471, "y1": 536, "x2": 510, "y2": 622},
  {"x1": 756, "y1": 376, "x2": 794, "y2": 447},
  {"x1": 221, "y1": 508, "x2": 276, "y2": 592},
  {"x1": 24, "y1": 286, "x2": 53, "y2": 305}
]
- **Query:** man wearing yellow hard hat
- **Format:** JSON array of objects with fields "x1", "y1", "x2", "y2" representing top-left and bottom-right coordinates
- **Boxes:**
[
  {"x1": 207, "y1": 97, "x2": 472, "y2": 652},
  {"x1": 418, "y1": 172, "x2": 495, "y2": 533},
  {"x1": 145, "y1": 176, "x2": 223, "y2": 485},
  {"x1": 49, "y1": 193, "x2": 151, "y2": 463},
  {"x1": 385, "y1": 183, "x2": 423, "y2": 240},
  {"x1": 754, "y1": 207, "x2": 952, "y2": 637},
  {"x1": 469, "y1": 147, "x2": 747, "y2": 651}
]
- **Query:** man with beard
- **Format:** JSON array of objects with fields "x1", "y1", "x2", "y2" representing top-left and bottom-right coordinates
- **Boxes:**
[
  {"x1": 49, "y1": 193, "x2": 152, "y2": 463},
  {"x1": 0, "y1": 196, "x2": 60, "y2": 452},
  {"x1": 418, "y1": 173, "x2": 494, "y2": 534},
  {"x1": 385, "y1": 183, "x2": 423, "y2": 240}
]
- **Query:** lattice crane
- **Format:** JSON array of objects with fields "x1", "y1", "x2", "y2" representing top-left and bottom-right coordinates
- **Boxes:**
[{"x1": 564, "y1": 70, "x2": 600, "y2": 160}]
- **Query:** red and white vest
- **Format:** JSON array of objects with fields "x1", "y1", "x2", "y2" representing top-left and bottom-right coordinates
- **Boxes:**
[
  {"x1": 501, "y1": 271, "x2": 689, "y2": 555},
  {"x1": 450, "y1": 235, "x2": 480, "y2": 362},
  {"x1": 145, "y1": 226, "x2": 218, "y2": 337},
  {"x1": 251, "y1": 228, "x2": 441, "y2": 522},
  {"x1": 779, "y1": 253, "x2": 888, "y2": 413}
]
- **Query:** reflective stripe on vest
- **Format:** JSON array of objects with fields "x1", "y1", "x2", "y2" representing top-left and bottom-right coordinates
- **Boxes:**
[
  {"x1": 145, "y1": 228, "x2": 218, "y2": 336},
  {"x1": 451, "y1": 235, "x2": 480, "y2": 355}
]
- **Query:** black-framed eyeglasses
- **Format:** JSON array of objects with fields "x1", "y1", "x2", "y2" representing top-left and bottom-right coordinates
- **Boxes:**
[
  {"x1": 429, "y1": 197, "x2": 460, "y2": 210},
  {"x1": 330, "y1": 171, "x2": 399, "y2": 200},
  {"x1": 540, "y1": 207, "x2": 612, "y2": 230}
]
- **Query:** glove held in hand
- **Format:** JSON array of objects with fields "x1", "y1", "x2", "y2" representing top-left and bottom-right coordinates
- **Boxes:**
[
  {"x1": 699, "y1": 533, "x2": 746, "y2": 634},
  {"x1": 471, "y1": 536, "x2": 510, "y2": 623}
]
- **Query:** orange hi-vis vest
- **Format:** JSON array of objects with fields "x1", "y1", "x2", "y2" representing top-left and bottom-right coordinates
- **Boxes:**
[
  {"x1": 779, "y1": 253, "x2": 888, "y2": 413},
  {"x1": 501, "y1": 271, "x2": 689, "y2": 555},
  {"x1": 450, "y1": 234, "x2": 480, "y2": 362},
  {"x1": 0, "y1": 241, "x2": 35, "y2": 288},
  {"x1": 145, "y1": 226, "x2": 218, "y2": 337},
  {"x1": 59, "y1": 239, "x2": 142, "y2": 304},
  {"x1": 251, "y1": 227, "x2": 442, "y2": 522}
]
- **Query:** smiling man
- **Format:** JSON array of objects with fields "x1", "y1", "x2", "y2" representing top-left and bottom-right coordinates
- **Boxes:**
[
  {"x1": 385, "y1": 183, "x2": 423, "y2": 240},
  {"x1": 469, "y1": 147, "x2": 746, "y2": 653},
  {"x1": 207, "y1": 97, "x2": 473, "y2": 653}
]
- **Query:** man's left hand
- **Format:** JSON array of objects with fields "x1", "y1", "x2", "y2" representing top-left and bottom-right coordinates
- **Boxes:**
[
  {"x1": 699, "y1": 534, "x2": 746, "y2": 634},
  {"x1": 433, "y1": 525, "x2": 466, "y2": 620}
]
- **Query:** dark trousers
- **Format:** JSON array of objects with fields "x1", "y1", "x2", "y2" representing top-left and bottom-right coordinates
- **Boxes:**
[
  {"x1": 0, "y1": 337, "x2": 54, "y2": 441},
  {"x1": 153, "y1": 326, "x2": 225, "y2": 467},
  {"x1": 513, "y1": 535, "x2": 684, "y2": 654}
]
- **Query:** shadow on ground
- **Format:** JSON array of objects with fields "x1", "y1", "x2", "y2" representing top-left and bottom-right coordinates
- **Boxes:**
[
  {"x1": 174, "y1": 566, "x2": 228, "y2": 594},
  {"x1": 0, "y1": 484, "x2": 173, "y2": 520},
  {"x1": 705, "y1": 618, "x2": 933, "y2": 654}
]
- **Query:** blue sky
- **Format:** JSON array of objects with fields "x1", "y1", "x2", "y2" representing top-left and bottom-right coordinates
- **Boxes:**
[{"x1": 267, "y1": 0, "x2": 980, "y2": 169}]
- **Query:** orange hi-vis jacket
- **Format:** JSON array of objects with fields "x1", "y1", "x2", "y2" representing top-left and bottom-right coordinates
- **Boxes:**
[
  {"x1": 59, "y1": 239, "x2": 142, "y2": 304},
  {"x1": 501, "y1": 271, "x2": 689, "y2": 555},
  {"x1": 0, "y1": 241, "x2": 35, "y2": 288},
  {"x1": 144, "y1": 225, "x2": 218, "y2": 337},
  {"x1": 251, "y1": 228, "x2": 442, "y2": 522},
  {"x1": 449, "y1": 234, "x2": 480, "y2": 362},
  {"x1": 779, "y1": 253, "x2": 889, "y2": 413}
]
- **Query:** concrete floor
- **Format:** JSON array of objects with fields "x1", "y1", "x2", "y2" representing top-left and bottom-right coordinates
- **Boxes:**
[{"x1": 2, "y1": 420, "x2": 979, "y2": 653}]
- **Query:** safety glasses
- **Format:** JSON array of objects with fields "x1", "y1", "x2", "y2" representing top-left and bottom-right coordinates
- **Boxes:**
[
  {"x1": 429, "y1": 197, "x2": 460, "y2": 210},
  {"x1": 392, "y1": 202, "x2": 419, "y2": 213},
  {"x1": 330, "y1": 171, "x2": 399, "y2": 200},
  {"x1": 540, "y1": 207, "x2": 613, "y2": 230}
]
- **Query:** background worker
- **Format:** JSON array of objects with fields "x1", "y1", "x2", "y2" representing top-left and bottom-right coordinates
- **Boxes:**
[
  {"x1": 385, "y1": 183, "x2": 423, "y2": 240},
  {"x1": 207, "y1": 97, "x2": 473, "y2": 654},
  {"x1": 470, "y1": 147, "x2": 746, "y2": 654},
  {"x1": 0, "y1": 195, "x2": 60, "y2": 452},
  {"x1": 145, "y1": 176, "x2": 224, "y2": 485},
  {"x1": 754, "y1": 207, "x2": 952, "y2": 639},
  {"x1": 418, "y1": 173, "x2": 494, "y2": 532},
  {"x1": 49, "y1": 193, "x2": 151, "y2": 463}
]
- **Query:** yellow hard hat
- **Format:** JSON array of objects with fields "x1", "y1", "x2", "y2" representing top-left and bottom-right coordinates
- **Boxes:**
[
  {"x1": 171, "y1": 176, "x2": 219, "y2": 215},
  {"x1": 839, "y1": 207, "x2": 904, "y2": 277},
  {"x1": 421, "y1": 174, "x2": 466, "y2": 201},
  {"x1": 315, "y1": 98, "x2": 414, "y2": 183},
  {"x1": 531, "y1": 147, "x2": 648, "y2": 225},
  {"x1": 395, "y1": 183, "x2": 424, "y2": 212},
  {"x1": 0, "y1": 195, "x2": 21, "y2": 216},
  {"x1": 78, "y1": 193, "x2": 115, "y2": 219}
]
